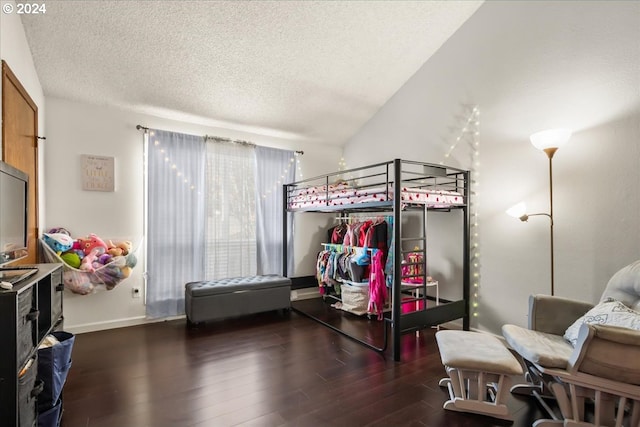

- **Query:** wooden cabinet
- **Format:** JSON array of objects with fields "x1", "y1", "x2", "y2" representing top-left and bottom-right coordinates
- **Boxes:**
[{"x1": 0, "y1": 263, "x2": 64, "y2": 427}]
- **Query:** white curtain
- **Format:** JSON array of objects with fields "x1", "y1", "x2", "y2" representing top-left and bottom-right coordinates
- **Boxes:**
[
  {"x1": 146, "y1": 129, "x2": 206, "y2": 318},
  {"x1": 255, "y1": 146, "x2": 295, "y2": 275},
  {"x1": 205, "y1": 140, "x2": 257, "y2": 279},
  {"x1": 145, "y1": 129, "x2": 295, "y2": 319}
]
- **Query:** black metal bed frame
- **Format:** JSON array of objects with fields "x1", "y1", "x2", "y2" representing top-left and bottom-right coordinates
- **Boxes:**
[{"x1": 282, "y1": 158, "x2": 470, "y2": 362}]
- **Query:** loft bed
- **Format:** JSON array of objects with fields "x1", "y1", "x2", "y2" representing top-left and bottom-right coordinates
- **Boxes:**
[{"x1": 282, "y1": 159, "x2": 470, "y2": 362}]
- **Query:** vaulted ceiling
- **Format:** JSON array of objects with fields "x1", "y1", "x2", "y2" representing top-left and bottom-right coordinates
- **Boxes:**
[{"x1": 21, "y1": 1, "x2": 483, "y2": 145}]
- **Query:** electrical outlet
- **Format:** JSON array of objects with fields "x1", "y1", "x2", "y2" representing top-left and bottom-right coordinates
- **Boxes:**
[{"x1": 132, "y1": 287, "x2": 141, "y2": 298}]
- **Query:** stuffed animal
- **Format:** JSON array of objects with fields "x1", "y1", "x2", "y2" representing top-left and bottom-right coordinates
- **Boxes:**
[
  {"x1": 110, "y1": 256, "x2": 126, "y2": 267},
  {"x1": 64, "y1": 241, "x2": 85, "y2": 261},
  {"x1": 107, "y1": 246, "x2": 123, "y2": 257},
  {"x1": 77, "y1": 233, "x2": 108, "y2": 256},
  {"x1": 94, "y1": 264, "x2": 121, "y2": 289},
  {"x1": 120, "y1": 266, "x2": 132, "y2": 278},
  {"x1": 43, "y1": 233, "x2": 74, "y2": 254},
  {"x1": 60, "y1": 252, "x2": 82, "y2": 269},
  {"x1": 97, "y1": 254, "x2": 112, "y2": 265},
  {"x1": 107, "y1": 240, "x2": 132, "y2": 257},
  {"x1": 125, "y1": 252, "x2": 138, "y2": 268},
  {"x1": 47, "y1": 227, "x2": 71, "y2": 236},
  {"x1": 79, "y1": 248, "x2": 101, "y2": 272},
  {"x1": 63, "y1": 271, "x2": 94, "y2": 295}
]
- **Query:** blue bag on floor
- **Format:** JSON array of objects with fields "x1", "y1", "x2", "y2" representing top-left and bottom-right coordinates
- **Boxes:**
[
  {"x1": 37, "y1": 398, "x2": 62, "y2": 427},
  {"x1": 37, "y1": 331, "x2": 75, "y2": 412}
]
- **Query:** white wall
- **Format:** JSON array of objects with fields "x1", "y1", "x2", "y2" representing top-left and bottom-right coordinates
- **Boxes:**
[
  {"x1": 45, "y1": 97, "x2": 342, "y2": 333},
  {"x1": 2, "y1": 0, "x2": 340, "y2": 333},
  {"x1": 0, "y1": 0, "x2": 47, "y2": 223},
  {"x1": 343, "y1": 1, "x2": 640, "y2": 334}
]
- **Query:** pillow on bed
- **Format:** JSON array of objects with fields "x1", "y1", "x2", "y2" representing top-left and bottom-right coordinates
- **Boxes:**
[{"x1": 564, "y1": 297, "x2": 640, "y2": 346}]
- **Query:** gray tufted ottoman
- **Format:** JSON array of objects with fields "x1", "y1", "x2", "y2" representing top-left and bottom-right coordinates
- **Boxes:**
[{"x1": 185, "y1": 275, "x2": 291, "y2": 325}]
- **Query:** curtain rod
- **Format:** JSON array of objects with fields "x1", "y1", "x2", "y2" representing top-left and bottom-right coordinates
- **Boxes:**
[
  {"x1": 204, "y1": 134, "x2": 253, "y2": 147},
  {"x1": 136, "y1": 124, "x2": 303, "y2": 155}
]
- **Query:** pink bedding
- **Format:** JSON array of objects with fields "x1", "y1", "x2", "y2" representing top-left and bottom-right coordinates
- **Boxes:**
[{"x1": 288, "y1": 185, "x2": 463, "y2": 209}]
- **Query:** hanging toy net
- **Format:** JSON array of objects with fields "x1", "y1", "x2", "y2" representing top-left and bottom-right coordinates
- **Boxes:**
[{"x1": 40, "y1": 235, "x2": 139, "y2": 295}]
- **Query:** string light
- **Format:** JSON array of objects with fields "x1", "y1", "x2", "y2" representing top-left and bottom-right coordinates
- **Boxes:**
[
  {"x1": 151, "y1": 139, "x2": 302, "y2": 206},
  {"x1": 296, "y1": 152, "x2": 304, "y2": 182},
  {"x1": 335, "y1": 157, "x2": 348, "y2": 181},
  {"x1": 469, "y1": 106, "x2": 481, "y2": 323},
  {"x1": 338, "y1": 157, "x2": 347, "y2": 170},
  {"x1": 440, "y1": 105, "x2": 481, "y2": 322},
  {"x1": 259, "y1": 153, "x2": 299, "y2": 200},
  {"x1": 440, "y1": 107, "x2": 479, "y2": 163},
  {"x1": 147, "y1": 136, "x2": 203, "y2": 196}
]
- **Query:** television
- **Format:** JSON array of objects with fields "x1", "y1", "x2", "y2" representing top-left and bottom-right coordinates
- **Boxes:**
[{"x1": 0, "y1": 160, "x2": 29, "y2": 266}]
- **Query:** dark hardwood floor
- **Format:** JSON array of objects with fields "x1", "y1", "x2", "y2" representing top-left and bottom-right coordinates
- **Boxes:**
[{"x1": 61, "y1": 300, "x2": 549, "y2": 427}]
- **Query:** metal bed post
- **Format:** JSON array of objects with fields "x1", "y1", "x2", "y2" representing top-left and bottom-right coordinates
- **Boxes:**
[
  {"x1": 422, "y1": 203, "x2": 429, "y2": 309},
  {"x1": 392, "y1": 159, "x2": 403, "y2": 361},
  {"x1": 282, "y1": 183, "x2": 288, "y2": 277},
  {"x1": 462, "y1": 171, "x2": 471, "y2": 330}
]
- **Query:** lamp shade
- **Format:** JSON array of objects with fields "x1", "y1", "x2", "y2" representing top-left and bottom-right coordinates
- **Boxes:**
[
  {"x1": 506, "y1": 202, "x2": 527, "y2": 218},
  {"x1": 530, "y1": 128, "x2": 572, "y2": 151}
]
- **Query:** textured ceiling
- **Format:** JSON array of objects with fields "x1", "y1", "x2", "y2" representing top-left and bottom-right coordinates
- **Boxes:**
[{"x1": 21, "y1": 1, "x2": 482, "y2": 145}]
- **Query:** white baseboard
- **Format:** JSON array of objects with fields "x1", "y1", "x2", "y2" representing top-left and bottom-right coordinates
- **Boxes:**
[
  {"x1": 65, "y1": 314, "x2": 186, "y2": 335},
  {"x1": 291, "y1": 288, "x2": 320, "y2": 301},
  {"x1": 65, "y1": 289, "x2": 319, "y2": 334}
]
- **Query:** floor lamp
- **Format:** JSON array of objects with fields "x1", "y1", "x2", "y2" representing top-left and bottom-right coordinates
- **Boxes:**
[{"x1": 507, "y1": 129, "x2": 572, "y2": 296}]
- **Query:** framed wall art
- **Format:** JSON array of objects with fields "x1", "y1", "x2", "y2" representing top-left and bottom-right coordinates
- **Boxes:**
[{"x1": 81, "y1": 154, "x2": 115, "y2": 192}]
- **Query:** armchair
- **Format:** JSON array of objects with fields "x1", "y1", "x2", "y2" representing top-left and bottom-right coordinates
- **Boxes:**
[{"x1": 502, "y1": 260, "x2": 640, "y2": 427}]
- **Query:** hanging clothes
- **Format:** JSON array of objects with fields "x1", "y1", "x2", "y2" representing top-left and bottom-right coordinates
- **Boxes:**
[
  {"x1": 368, "y1": 218, "x2": 388, "y2": 254},
  {"x1": 318, "y1": 219, "x2": 389, "y2": 316},
  {"x1": 384, "y1": 215, "x2": 395, "y2": 287},
  {"x1": 330, "y1": 223, "x2": 348, "y2": 244},
  {"x1": 316, "y1": 250, "x2": 331, "y2": 294},
  {"x1": 368, "y1": 250, "x2": 388, "y2": 320}
]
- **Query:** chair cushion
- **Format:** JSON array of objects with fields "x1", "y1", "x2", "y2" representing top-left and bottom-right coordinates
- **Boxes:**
[
  {"x1": 575, "y1": 324, "x2": 640, "y2": 385},
  {"x1": 436, "y1": 330, "x2": 523, "y2": 375},
  {"x1": 502, "y1": 324, "x2": 574, "y2": 369},
  {"x1": 563, "y1": 298, "x2": 640, "y2": 346},
  {"x1": 601, "y1": 259, "x2": 640, "y2": 311}
]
